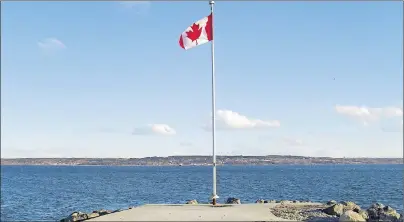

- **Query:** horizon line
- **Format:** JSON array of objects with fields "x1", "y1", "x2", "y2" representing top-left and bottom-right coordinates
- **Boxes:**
[{"x1": 1, "y1": 155, "x2": 403, "y2": 159}]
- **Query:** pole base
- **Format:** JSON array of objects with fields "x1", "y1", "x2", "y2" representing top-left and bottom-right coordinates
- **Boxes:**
[
  {"x1": 210, "y1": 194, "x2": 219, "y2": 205},
  {"x1": 212, "y1": 198, "x2": 217, "y2": 205}
]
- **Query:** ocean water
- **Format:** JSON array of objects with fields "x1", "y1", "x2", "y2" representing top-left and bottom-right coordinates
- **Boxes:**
[{"x1": 1, "y1": 164, "x2": 403, "y2": 221}]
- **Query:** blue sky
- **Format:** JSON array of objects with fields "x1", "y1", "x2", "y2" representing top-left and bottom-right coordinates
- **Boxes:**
[{"x1": 2, "y1": 1, "x2": 403, "y2": 158}]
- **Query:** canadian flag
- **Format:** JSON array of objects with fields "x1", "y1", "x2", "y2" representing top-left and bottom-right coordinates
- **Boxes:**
[{"x1": 179, "y1": 13, "x2": 213, "y2": 50}]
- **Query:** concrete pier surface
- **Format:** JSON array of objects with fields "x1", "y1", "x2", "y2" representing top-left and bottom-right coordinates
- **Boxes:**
[{"x1": 87, "y1": 203, "x2": 311, "y2": 221}]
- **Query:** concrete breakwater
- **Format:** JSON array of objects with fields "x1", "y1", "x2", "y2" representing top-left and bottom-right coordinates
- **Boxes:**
[{"x1": 60, "y1": 198, "x2": 403, "y2": 222}]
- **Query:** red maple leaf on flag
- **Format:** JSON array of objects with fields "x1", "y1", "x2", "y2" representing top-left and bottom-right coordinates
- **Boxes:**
[{"x1": 186, "y1": 23, "x2": 203, "y2": 44}]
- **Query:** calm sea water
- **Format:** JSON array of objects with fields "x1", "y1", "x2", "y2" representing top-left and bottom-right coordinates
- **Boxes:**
[{"x1": 1, "y1": 164, "x2": 403, "y2": 221}]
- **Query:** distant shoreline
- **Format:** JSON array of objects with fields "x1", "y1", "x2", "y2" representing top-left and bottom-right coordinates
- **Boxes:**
[
  {"x1": 1, "y1": 155, "x2": 402, "y2": 166},
  {"x1": 1, "y1": 163, "x2": 403, "y2": 167}
]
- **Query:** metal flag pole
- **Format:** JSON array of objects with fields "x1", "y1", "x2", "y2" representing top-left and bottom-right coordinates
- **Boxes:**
[{"x1": 209, "y1": 0, "x2": 219, "y2": 206}]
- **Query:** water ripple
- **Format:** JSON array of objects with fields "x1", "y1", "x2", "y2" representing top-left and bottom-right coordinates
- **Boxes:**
[{"x1": 1, "y1": 164, "x2": 402, "y2": 221}]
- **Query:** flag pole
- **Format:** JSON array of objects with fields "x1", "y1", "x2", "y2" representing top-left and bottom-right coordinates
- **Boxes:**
[{"x1": 209, "y1": 0, "x2": 219, "y2": 206}]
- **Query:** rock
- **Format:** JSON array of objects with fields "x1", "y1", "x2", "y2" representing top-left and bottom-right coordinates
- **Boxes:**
[
  {"x1": 255, "y1": 199, "x2": 265, "y2": 204},
  {"x1": 372, "y1": 203, "x2": 385, "y2": 209},
  {"x1": 292, "y1": 200, "x2": 300, "y2": 203},
  {"x1": 87, "y1": 212, "x2": 99, "y2": 219},
  {"x1": 93, "y1": 209, "x2": 111, "y2": 216},
  {"x1": 263, "y1": 200, "x2": 268, "y2": 203},
  {"x1": 323, "y1": 204, "x2": 344, "y2": 216},
  {"x1": 367, "y1": 206, "x2": 379, "y2": 220},
  {"x1": 268, "y1": 200, "x2": 277, "y2": 203},
  {"x1": 341, "y1": 201, "x2": 361, "y2": 212},
  {"x1": 368, "y1": 202, "x2": 385, "y2": 216},
  {"x1": 186, "y1": 199, "x2": 198, "y2": 204},
  {"x1": 367, "y1": 203, "x2": 401, "y2": 222},
  {"x1": 357, "y1": 210, "x2": 368, "y2": 220},
  {"x1": 280, "y1": 200, "x2": 291, "y2": 204},
  {"x1": 380, "y1": 206, "x2": 401, "y2": 221},
  {"x1": 60, "y1": 208, "x2": 123, "y2": 222},
  {"x1": 339, "y1": 210, "x2": 366, "y2": 222},
  {"x1": 308, "y1": 217, "x2": 340, "y2": 222},
  {"x1": 226, "y1": 197, "x2": 241, "y2": 204},
  {"x1": 327, "y1": 200, "x2": 337, "y2": 205},
  {"x1": 271, "y1": 204, "x2": 339, "y2": 222},
  {"x1": 61, "y1": 212, "x2": 88, "y2": 222}
]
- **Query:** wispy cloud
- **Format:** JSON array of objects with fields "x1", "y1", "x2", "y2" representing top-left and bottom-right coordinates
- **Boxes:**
[
  {"x1": 37, "y1": 38, "x2": 66, "y2": 52},
  {"x1": 335, "y1": 105, "x2": 403, "y2": 126},
  {"x1": 132, "y1": 124, "x2": 176, "y2": 136},
  {"x1": 120, "y1": 1, "x2": 151, "y2": 15},
  {"x1": 203, "y1": 109, "x2": 280, "y2": 131}
]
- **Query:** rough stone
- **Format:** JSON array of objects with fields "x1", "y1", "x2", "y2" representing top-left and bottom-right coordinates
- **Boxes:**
[
  {"x1": 87, "y1": 213, "x2": 99, "y2": 219},
  {"x1": 380, "y1": 206, "x2": 401, "y2": 221},
  {"x1": 327, "y1": 200, "x2": 338, "y2": 205},
  {"x1": 185, "y1": 199, "x2": 198, "y2": 204},
  {"x1": 271, "y1": 203, "x2": 338, "y2": 222},
  {"x1": 367, "y1": 203, "x2": 401, "y2": 222},
  {"x1": 226, "y1": 197, "x2": 241, "y2": 204},
  {"x1": 280, "y1": 200, "x2": 291, "y2": 205},
  {"x1": 61, "y1": 211, "x2": 88, "y2": 222},
  {"x1": 341, "y1": 201, "x2": 361, "y2": 212},
  {"x1": 323, "y1": 204, "x2": 345, "y2": 216},
  {"x1": 255, "y1": 199, "x2": 265, "y2": 204},
  {"x1": 94, "y1": 209, "x2": 111, "y2": 216},
  {"x1": 339, "y1": 210, "x2": 366, "y2": 222},
  {"x1": 357, "y1": 210, "x2": 368, "y2": 220},
  {"x1": 370, "y1": 203, "x2": 385, "y2": 210}
]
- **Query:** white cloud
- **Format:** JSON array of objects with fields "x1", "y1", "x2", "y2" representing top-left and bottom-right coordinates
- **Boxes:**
[
  {"x1": 335, "y1": 105, "x2": 403, "y2": 126},
  {"x1": 37, "y1": 38, "x2": 66, "y2": 51},
  {"x1": 132, "y1": 124, "x2": 176, "y2": 136},
  {"x1": 204, "y1": 109, "x2": 280, "y2": 130}
]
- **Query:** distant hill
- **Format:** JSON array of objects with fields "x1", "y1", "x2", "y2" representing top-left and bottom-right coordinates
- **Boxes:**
[{"x1": 1, "y1": 155, "x2": 402, "y2": 166}]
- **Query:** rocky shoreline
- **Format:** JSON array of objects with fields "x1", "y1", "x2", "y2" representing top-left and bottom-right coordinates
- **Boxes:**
[
  {"x1": 267, "y1": 200, "x2": 402, "y2": 222},
  {"x1": 60, "y1": 198, "x2": 403, "y2": 222}
]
